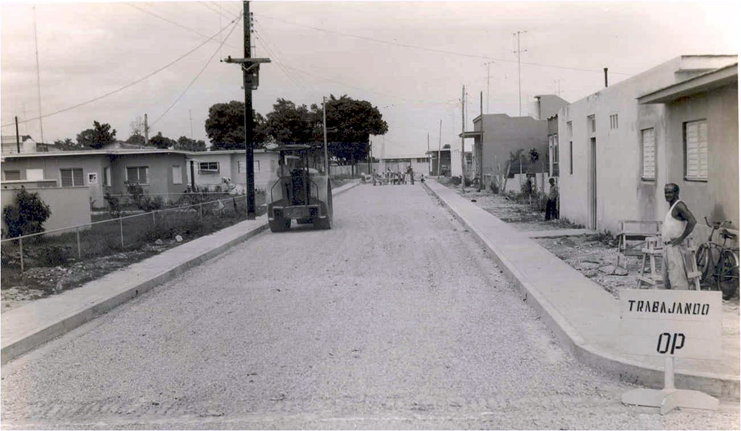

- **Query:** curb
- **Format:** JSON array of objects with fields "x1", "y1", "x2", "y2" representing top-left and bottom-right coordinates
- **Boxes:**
[
  {"x1": 2, "y1": 181, "x2": 361, "y2": 365},
  {"x1": 423, "y1": 181, "x2": 739, "y2": 400}
]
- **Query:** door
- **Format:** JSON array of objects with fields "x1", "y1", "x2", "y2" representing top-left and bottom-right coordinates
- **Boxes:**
[{"x1": 590, "y1": 138, "x2": 597, "y2": 230}]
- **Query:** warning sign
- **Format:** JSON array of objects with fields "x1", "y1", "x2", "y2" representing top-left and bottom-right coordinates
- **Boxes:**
[{"x1": 619, "y1": 289, "x2": 721, "y2": 360}]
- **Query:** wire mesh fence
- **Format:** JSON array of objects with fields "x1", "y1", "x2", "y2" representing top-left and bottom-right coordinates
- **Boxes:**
[{"x1": 1, "y1": 193, "x2": 266, "y2": 274}]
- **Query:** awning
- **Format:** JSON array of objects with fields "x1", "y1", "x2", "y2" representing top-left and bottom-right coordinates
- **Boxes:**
[
  {"x1": 458, "y1": 130, "x2": 483, "y2": 138},
  {"x1": 638, "y1": 63, "x2": 738, "y2": 104}
]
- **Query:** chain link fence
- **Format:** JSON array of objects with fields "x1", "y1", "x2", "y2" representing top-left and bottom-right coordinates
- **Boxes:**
[{"x1": 1, "y1": 192, "x2": 266, "y2": 274}]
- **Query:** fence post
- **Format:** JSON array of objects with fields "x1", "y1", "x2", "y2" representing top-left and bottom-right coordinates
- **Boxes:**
[
  {"x1": 76, "y1": 227, "x2": 82, "y2": 259},
  {"x1": 152, "y1": 211, "x2": 156, "y2": 234},
  {"x1": 200, "y1": 202, "x2": 203, "y2": 221},
  {"x1": 19, "y1": 237, "x2": 24, "y2": 272},
  {"x1": 120, "y1": 217, "x2": 124, "y2": 248}
]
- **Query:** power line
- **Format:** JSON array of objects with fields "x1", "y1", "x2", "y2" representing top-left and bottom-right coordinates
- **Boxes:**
[
  {"x1": 259, "y1": 14, "x2": 635, "y2": 76},
  {"x1": 151, "y1": 15, "x2": 242, "y2": 127},
  {"x1": 2, "y1": 15, "x2": 241, "y2": 129},
  {"x1": 128, "y1": 2, "x2": 239, "y2": 50},
  {"x1": 252, "y1": 22, "x2": 311, "y2": 95}
]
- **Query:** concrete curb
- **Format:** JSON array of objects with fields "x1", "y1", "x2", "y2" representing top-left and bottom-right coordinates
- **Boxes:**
[
  {"x1": 423, "y1": 181, "x2": 739, "y2": 400},
  {"x1": 1, "y1": 181, "x2": 361, "y2": 365}
]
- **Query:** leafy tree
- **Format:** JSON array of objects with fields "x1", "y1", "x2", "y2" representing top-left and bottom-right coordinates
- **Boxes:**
[
  {"x1": 175, "y1": 136, "x2": 207, "y2": 152},
  {"x1": 310, "y1": 95, "x2": 388, "y2": 165},
  {"x1": 126, "y1": 134, "x2": 146, "y2": 146},
  {"x1": 205, "y1": 101, "x2": 268, "y2": 150},
  {"x1": 53, "y1": 138, "x2": 83, "y2": 151},
  {"x1": 76, "y1": 121, "x2": 117, "y2": 149},
  {"x1": 149, "y1": 132, "x2": 177, "y2": 149},
  {"x1": 265, "y1": 98, "x2": 315, "y2": 145},
  {"x1": 129, "y1": 116, "x2": 150, "y2": 139},
  {"x1": 3, "y1": 188, "x2": 52, "y2": 238}
]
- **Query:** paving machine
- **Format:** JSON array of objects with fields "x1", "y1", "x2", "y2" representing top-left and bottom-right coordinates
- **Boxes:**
[{"x1": 265, "y1": 144, "x2": 333, "y2": 232}]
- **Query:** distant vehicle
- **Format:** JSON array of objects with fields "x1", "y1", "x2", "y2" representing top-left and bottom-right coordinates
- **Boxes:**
[{"x1": 264, "y1": 143, "x2": 333, "y2": 232}]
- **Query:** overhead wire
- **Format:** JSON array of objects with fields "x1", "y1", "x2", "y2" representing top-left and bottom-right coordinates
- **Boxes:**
[
  {"x1": 259, "y1": 14, "x2": 635, "y2": 76},
  {"x1": 151, "y1": 14, "x2": 243, "y2": 127},
  {"x1": 2, "y1": 14, "x2": 243, "y2": 129}
]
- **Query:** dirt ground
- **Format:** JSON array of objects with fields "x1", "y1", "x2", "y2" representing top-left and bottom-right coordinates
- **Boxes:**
[{"x1": 2, "y1": 180, "x2": 353, "y2": 312}]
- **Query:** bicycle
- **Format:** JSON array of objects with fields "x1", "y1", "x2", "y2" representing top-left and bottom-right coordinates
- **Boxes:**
[{"x1": 695, "y1": 217, "x2": 739, "y2": 300}]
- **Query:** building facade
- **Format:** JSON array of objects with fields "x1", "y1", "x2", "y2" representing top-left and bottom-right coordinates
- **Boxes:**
[{"x1": 557, "y1": 55, "x2": 738, "y2": 237}]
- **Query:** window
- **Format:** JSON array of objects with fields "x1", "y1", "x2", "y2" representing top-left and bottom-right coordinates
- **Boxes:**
[
  {"x1": 417, "y1": 158, "x2": 427, "y2": 163},
  {"x1": 61, "y1": 168, "x2": 84, "y2": 187},
  {"x1": 641, "y1": 128, "x2": 656, "y2": 180},
  {"x1": 4, "y1": 170, "x2": 20, "y2": 181},
  {"x1": 238, "y1": 160, "x2": 260, "y2": 173},
  {"x1": 199, "y1": 162, "x2": 219, "y2": 173},
  {"x1": 588, "y1": 115, "x2": 596, "y2": 136},
  {"x1": 172, "y1": 165, "x2": 183, "y2": 184},
  {"x1": 103, "y1": 167, "x2": 111, "y2": 186},
  {"x1": 684, "y1": 120, "x2": 708, "y2": 181},
  {"x1": 553, "y1": 135, "x2": 559, "y2": 166},
  {"x1": 26, "y1": 169, "x2": 44, "y2": 181},
  {"x1": 610, "y1": 114, "x2": 619, "y2": 129},
  {"x1": 126, "y1": 166, "x2": 148, "y2": 184},
  {"x1": 569, "y1": 141, "x2": 573, "y2": 175}
]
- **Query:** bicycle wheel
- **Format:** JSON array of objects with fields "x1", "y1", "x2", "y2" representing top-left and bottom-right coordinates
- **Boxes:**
[
  {"x1": 695, "y1": 243, "x2": 712, "y2": 282},
  {"x1": 717, "y1": 250, "x2": 739, "y2": 300}
]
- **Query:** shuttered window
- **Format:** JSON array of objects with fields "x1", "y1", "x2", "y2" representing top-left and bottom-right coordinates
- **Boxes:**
[
  {"x1": 172, "y1": 166, "x2": 182, "y2": 184},
  {"x1": 685, "y1": 120, "x2": 708, "y2": 181},
  {"x1": 61, "y1": 168, "x2": 84, "y2": 187},
  {"x1": 641, "y1": 128, "x2": 655, "y2": 180},
  {"x1": 126, "y1": 166, "x2": 148, "y2": 184}
]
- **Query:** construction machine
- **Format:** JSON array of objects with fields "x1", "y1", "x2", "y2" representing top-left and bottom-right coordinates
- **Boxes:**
[{"x1": 265, "y1": 144, "x2": 333, "y2": 232}]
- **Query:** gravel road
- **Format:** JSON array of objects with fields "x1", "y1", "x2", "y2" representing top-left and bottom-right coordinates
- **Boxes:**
[{"x1": 2, "y1": 183, "x2": 738, "y2": 429}]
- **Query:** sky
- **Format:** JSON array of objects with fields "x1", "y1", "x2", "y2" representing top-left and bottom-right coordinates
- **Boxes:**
[{"x1": 1, "y1": 1, "x2": 739, "y2": 158}]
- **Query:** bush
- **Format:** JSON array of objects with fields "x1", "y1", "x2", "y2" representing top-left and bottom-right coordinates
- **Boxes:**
[
  {"x1": 126, "y1": 182, "x2": 163, "y2": 212},
  {"x1": 3, "y1": 188, "x2": 52, "y2": 238},
  {"x1": 104, "y1": 192, "x2": 121, "y2": 218},
  {"x1": 37, "y1": 245, "x2": 71, "y2": 266},
  {"x1": 464, "y1": 177, "x2": 472, "y2": 187},
  {"x1": 451, "y1": 176, "x2": 461, "y2": 185},
  {"x1": 489, "y1": 181, "x2": 500, "y2": 194}
]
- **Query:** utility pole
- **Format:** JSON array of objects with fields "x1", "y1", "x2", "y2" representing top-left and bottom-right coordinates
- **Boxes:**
[
  {"x1": 461, "y1": 85, "x2": 466, "y2": 193},
  {"x1": 144, "y1": 114, "x2": 149, "y2": 146},
  {"x1": 437, "y1": 119, "x2": 442, "y2": 177},
  {"x1": 554, "y1": 79, "x2": 562, "y2": 97},
  {"x1": 15, "y1": 117, "x2": 20, "y2": 153},
  {"x1": 323, "y1": 97, "x2": 329, "y2": 175},
  {"x1": 33, "y1": 6, "x2": 44, "y2": 144},
  {"x1": 223, "y1": 0, "x2": 271, "y2": 219},
  {"x1": 189, "y1": 109, "x2": 194, "y2": 139},
  {"x1": 513, "y1": 30, "x2": 527, "y2": 116},
  {"x1": 485, "y1": 61, "x2": 494, "y2": 114}
]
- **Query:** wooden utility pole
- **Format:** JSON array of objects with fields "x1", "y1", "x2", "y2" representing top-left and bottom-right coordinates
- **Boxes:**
[
  {"x1": 15, "y1": 117, "x2": 20, "y2": 153},
  {"x1": 513, "y1": 30, "x2": 527, "y2": 116},
  {"x1": 223, "y1": 1, "x2": 270, "y2": 219},
  {"x1": 461, "y1": 85, "x2": 465, "y2": 193},
  {"x1": 323, "y1": 97, "x2": 329, "y2": 175},
  {"x1": 437, "y1": 119, "x2": 442, "y2": 177}
]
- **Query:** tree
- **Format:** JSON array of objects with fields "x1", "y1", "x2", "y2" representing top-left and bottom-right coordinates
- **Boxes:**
[
  {"x1": 126, "y1": 134, "x2": 146, "y2": 146},
  {"x1": 76, "y1": 121, "x2": 117, "y2": 149},
  {"x1": 53, "y1": 138, "x2": 83, "y2": 151},
  {"x1": 265, "y1": 98, "x2": 315, "y2": 145},
  {"x1": 205, "y1": 101, "x2": 268, "y2": 150},
  {"x1": 175, "y1": 136, "x2": 206, "y2": 152},
  {"x1": 3, "y1": 188, "x2": 52, "y2": 238},
  {"x1": 148, "y1": 132, "x2": 176, "y2": 149},
  {"x1": 310, "y1": 94, "x2": 388, "y2": 167},
  {"x1": 130, "y1": 116, "x2": 149, "y2": 139}
]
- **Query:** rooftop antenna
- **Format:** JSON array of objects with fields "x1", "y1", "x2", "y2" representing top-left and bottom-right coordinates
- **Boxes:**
[{"x1": 33, "y1": 6, "x2": 44, "y2": 143}]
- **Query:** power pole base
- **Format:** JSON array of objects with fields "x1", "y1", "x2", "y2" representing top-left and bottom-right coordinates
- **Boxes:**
[{"x1": 622, "y1": 388, "x2": 719, "y2": 415}]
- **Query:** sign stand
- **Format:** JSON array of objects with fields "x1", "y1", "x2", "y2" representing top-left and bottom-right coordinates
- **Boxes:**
[{"x1": 622, "y1": 357, "x2": 719, "y2": 414}]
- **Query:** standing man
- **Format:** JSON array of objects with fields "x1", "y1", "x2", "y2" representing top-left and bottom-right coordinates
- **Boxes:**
[
  {"x1": 662, "y1": 183, "x2": 697, "y2": 290},
  {"x1": 545, "y1": 178, "x2": 559, "y2": 220},
  {"x1": 407, "y1": 165, "x2": 414, "y2": 185}
]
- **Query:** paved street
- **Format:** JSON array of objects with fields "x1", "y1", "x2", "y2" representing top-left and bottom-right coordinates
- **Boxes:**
[{"x1": 2, "y1": 183, "x2": 738, "y2": 429}]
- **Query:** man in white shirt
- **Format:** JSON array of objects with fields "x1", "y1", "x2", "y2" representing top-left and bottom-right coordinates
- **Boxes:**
[{"x1": 662, "y1": 183, "x2": 697, "y2": 290}]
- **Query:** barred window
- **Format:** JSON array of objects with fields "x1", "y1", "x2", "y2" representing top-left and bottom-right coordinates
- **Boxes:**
[{"x1": 126, "y1": 166, "x2": 149, "y2": 184}]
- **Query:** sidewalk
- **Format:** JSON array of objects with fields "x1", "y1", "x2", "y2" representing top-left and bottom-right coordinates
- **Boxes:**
[
  {"x1": 1, "y1": 181, "x2": 360, "y2": 365},
  {"x1": 424, "y1": 180, "x2": 739, "y2": 400}
]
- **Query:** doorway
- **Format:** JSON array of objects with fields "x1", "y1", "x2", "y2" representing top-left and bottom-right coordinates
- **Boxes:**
[{"x1": 589, "y1": 138, "x2": 597, "y2": 230}]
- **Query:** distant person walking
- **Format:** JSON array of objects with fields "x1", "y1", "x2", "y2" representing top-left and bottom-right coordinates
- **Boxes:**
[
  {"x1": 407, "y1": 165, "x2": 414, "y2": 185},
  {"x1": 545, "y1": 178, "x2": 559, "y2": 220},
  {"x1": 662, "y1": 183, "x2": 697, "y2": 290}
]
